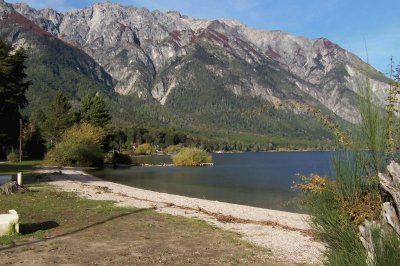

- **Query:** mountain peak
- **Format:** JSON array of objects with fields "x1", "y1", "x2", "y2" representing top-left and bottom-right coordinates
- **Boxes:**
[
  {"x1": 165, "y1": 10, "x2": 182, "y2": 17},
  {"x1": 92, "y1": 1, "x2": 120, "y2": 8},
  {"x1": 1, "y1": 0, "x2": 390, "y2": 125}
]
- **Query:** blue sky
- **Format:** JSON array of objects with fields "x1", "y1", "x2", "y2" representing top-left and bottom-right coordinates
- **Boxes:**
[{"x1": 8, "y1": 0, "x2": 400, "y2": 75}]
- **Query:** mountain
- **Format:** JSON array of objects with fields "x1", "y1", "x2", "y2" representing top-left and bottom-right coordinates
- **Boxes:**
[
  {"x1": 0, "y1": 1, "x2": 391, "y2": 148},
  {"x1": 0, "y1": 1, "x2": 114, "y2": 110}
]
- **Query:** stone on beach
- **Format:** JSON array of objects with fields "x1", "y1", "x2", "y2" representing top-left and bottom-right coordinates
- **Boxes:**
[{"x1": 0, "y1": 210, "x2": 19, "y2": 236}]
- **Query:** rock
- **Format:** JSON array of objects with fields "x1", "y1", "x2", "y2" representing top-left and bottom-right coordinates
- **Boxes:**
[
  {"x1": 0, "y1": 210, "x2": 19, "y2": 236},
  {"x1": 359, "y1": 161, "x2": 400, "y2": 265},
  {"x1": 0, "y1": 181, "x2": 18, "y2": 195},
  {"x1": 359, "y1": 220, "x2": 376, "y2": 266},
  {"x1": 379, "y1": 161, "x2": 400, "y2": 221},
  {"x1": 9, "y1": 1, "x2": 390, "y2": 123},
  {"x1": 382, "y1": 202, "x2": 400, "y2": 236}
]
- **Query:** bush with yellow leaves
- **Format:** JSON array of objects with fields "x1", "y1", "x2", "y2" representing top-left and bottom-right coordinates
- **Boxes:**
[{"x1": 45, "y1": 123, "x2": 105, "y2": 166}]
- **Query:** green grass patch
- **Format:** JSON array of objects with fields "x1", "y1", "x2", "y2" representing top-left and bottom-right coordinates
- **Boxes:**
[
  {"x1": 0, "y1": 185, "x2": 272, "y2": 265},
  {"x1": 0, "y1": 186, "x2": 135, "y2": 247}
]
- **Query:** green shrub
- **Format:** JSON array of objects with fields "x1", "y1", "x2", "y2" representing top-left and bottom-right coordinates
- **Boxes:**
[
  {"x1": 297, "y1": 179, "x2": 368, "y2": 265},
  {"x1": 372, "y1": 227, "x2": 400, "y2": 265},
  {"x1": 44, "y1": 123, "x2": 104, "y2": 167},
  {"x1": 134, "y1": 143, "x2": 156, "y2": 155},
  {"x1": 295, "y1": 75, "x2": 400, "y2": 265},
  {"x1": 6, "y1": 149, "x2": 19, "y2": 163},
  {"x1": 172, "y1": 147, "x2": 212, "y2": 166}
]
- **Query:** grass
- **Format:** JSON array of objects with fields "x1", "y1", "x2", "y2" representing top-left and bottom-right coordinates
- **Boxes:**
[
  {"x1": 0, "y1": 160, "x2": 132, "y2": 246},
  {"x1": 0, "y1": 185, "x2": 132, "y2": 246},
  {"x1": 296, "y1": 75, "x2": 400, "y2": 265},
  {"x1": 304, "y1": 188, "x2": 368, "y2": 265},
  {"x1": 0, "y1": 161, "x2": 272, "y2": 264},
  {"x1": 0, "y1": 185, "x2": 272, "y2": 265},
  {"x1": 372, "y1": 227, "x2": 400, "y2": 265}
]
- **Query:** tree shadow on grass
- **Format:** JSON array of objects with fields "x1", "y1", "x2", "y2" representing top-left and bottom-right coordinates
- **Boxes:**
[
  {"x1": 20, "y1": 221, "x2": 59, "y2": 234},
  {"x1": 0, "y1": 208, "x2": 149, "y2": 251}
]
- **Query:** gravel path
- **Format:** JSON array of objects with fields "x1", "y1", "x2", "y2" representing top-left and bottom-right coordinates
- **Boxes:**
[{"x1": 36, "y1": 167, "x2": 325, "y2": 265}]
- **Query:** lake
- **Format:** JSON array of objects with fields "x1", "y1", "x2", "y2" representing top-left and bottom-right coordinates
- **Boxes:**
[{"x1": 91, "y1": 151, "x2": 333, "y2": 213}]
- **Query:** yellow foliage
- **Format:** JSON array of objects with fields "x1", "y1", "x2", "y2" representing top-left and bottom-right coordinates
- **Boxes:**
[
  {"x1": 294, "y1": 173, "x2": 335, "y2": 194},
  {"x1": 163, "y1": 145, "x2": 182, "y2": 154},
  {"x1": 295, "y1": 173, "x2": 382, "y2": 226},
  {"x1": 172, "y1": 147, "x2": 212, "y2": 166},
  {"x1": 335, "y1": 176, "x2": 382, "y2": 226},
  {"x1": 61, "y1": 122, "x2": 104, "y2": 146},
  {"x1": 337, "y1": 191, "x2": 382, "y2": 226},
  {"x1": 134, "y1": 143, "x2": 156, "y2": 155},
  {"x1": 44, "y1": 123, "x2": 105, "y2": 166}
]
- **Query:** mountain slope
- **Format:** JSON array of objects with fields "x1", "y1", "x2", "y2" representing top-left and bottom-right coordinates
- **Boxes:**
[
  {"x1": 0, "y1": 1, "x2": 114, "y2": 111},
  {"x1": 11, "y1": 1, "x2": 389, "y2": 123},
  {"x1": 0, "y1": 1, "x2": 391, "y2": 148}
]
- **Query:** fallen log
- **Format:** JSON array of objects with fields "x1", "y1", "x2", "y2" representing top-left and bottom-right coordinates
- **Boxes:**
[
  {"x1": 359, "y1": 161, "x2": 400, "y2": 265},
  {"x1": 378, "y1": 161, "x2": 400, "y2": 218},
  {"x1": 0, "y1": 181, "x2": 27, "y2": 195}
]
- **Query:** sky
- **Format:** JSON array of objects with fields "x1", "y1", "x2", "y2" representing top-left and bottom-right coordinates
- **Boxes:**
[{"x1": 7, "y1": 0, "x2": 400, "y2": 75}]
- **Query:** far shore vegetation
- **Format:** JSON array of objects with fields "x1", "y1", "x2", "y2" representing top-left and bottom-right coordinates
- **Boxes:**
[
  {"x1": 0, "y1": 35, "x2": 342, "y2": 170},
  {"x1": 172, "y1": 147, "x2": 212, "y2": 166},
  {"x1": 134, "y1": 143, "x2": 156, "y2": 156}
]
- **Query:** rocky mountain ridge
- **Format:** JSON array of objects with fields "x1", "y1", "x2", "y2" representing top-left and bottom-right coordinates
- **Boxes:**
[{"x1": 0, "y1": 1, "x2": 390, "y2": 128}]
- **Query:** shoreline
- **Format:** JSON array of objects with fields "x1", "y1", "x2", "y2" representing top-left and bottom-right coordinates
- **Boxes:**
[
  {"x1": 35, "y1": 167, "x2": 325, "y2": 264},
  {"x1": 141, "y1": 149, "x2": 335, "y2": 156}
]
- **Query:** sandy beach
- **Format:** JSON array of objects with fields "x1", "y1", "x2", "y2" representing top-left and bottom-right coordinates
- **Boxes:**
[{"x1": 36, "y1": 167, "x2": 325, "y2": 265}]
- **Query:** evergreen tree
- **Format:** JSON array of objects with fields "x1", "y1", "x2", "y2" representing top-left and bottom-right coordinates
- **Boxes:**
[
  {"x1": 80, "y1": 94, "x2": 111, "y2": 128},
  {"x1": 0, "y1": 40, "x2": 31, "y2": 155},
  {"x1": 42, "y1": 91, "x2": 73, "y2": 145}
]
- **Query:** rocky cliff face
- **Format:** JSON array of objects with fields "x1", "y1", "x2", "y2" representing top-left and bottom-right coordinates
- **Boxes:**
[
  {"x1": 0, "y1": 1, "x2": 114, "y2": 111},
  {"x1": 2, "y1": 1, "x2": 390, "y2": 124}
]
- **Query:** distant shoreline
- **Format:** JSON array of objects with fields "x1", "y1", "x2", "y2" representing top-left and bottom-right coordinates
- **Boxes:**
[{"x1": 139, "y1": 149, "x2": 335, "y2": 156}]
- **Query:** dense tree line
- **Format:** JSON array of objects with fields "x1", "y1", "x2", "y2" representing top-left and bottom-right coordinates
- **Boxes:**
[
  {"x1": 0, "y1": 37, "x2": 332, "y2": 162},
  {"x1": 0, "y1": 40, "x2": 31, "y2": 158}
]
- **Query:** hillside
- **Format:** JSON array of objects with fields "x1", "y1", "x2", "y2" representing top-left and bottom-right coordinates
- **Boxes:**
[{"x1": 0, "y1": 1, "x2": 391, "y2": 149}]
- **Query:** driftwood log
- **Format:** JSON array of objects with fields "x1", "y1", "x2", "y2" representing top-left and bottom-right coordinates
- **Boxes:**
[
  {"x1": 0, "y1": 181, "x2": 26, "y2": 195},
  {"x1": 359, "y1": 220, "x2": 377, "y2": 266},
  {"x1": 379, "y1": 161, "x2": 400, "y2": 237},
  {"x1": 359, "y1": 161, "x2": 400, "y2": 265}
]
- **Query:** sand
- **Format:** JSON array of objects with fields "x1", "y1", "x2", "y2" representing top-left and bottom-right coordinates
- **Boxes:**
[{"x1": 35, "y1": 167, "x2": 325, "y2": 265}]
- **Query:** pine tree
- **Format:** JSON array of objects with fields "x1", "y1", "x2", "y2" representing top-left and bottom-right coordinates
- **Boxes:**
[
  {"x1": 80, "y1": 94, "x2": 111, "y2": 128},
  {"x1": 42, "y1": 91, "x2": 73, "y2": 145},
  {"x1": 0, "y1": 40, "x2": 31, "y2": 155}
]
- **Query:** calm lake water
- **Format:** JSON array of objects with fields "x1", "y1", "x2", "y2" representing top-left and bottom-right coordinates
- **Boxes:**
[{"x1": 91, "y1": 152, "x2": 333, "y2": 213}]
